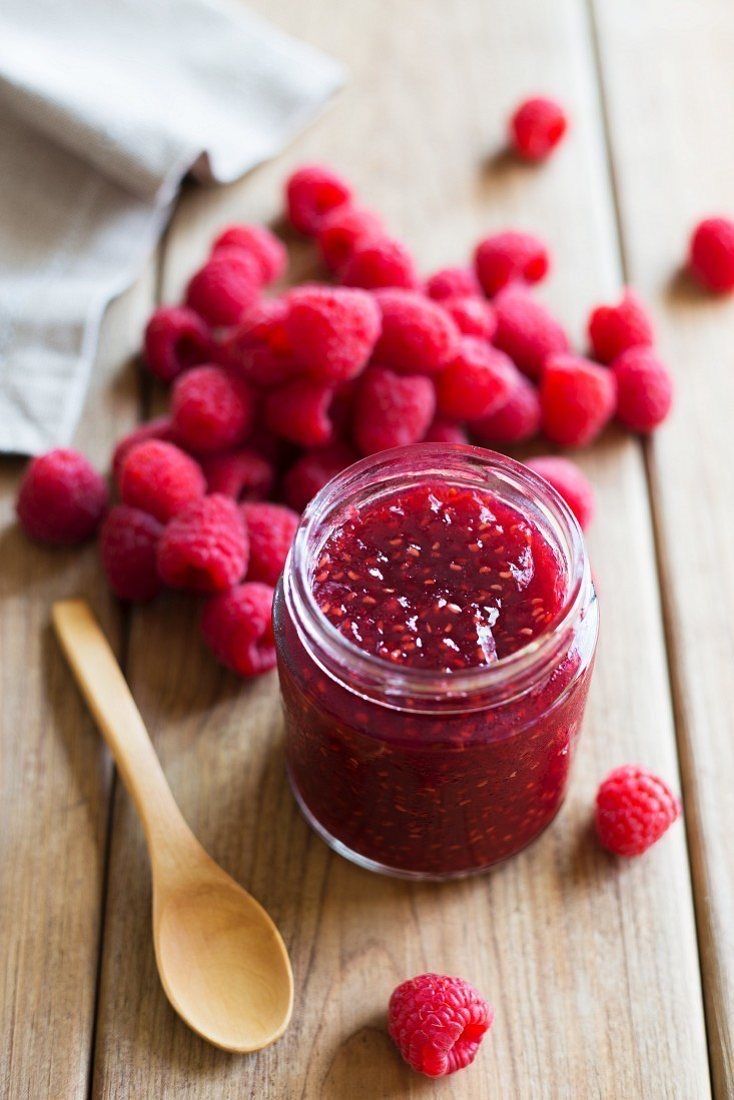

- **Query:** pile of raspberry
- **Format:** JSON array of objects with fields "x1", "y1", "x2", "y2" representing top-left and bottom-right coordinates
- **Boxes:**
[{"x1": 16, "y1": 157, "x2": 680, "y2": 678}]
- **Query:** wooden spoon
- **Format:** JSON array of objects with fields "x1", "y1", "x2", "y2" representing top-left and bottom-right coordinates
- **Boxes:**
[{"x1": 52, "y1": 598, "x2": 293, "y2": 1053}]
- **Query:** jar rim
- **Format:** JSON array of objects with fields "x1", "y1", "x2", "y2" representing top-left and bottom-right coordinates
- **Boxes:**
[{"x1": 283, "y1": 443, "x2": 592, "y2": 706}]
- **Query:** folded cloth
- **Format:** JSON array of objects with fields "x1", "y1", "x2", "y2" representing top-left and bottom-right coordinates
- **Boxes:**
[{"x1": 0, "y1": 0, "x2": 344, "y2": 454}]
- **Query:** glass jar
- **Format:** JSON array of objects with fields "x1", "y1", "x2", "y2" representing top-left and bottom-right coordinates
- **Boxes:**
[{"x1": 274, "y1": 444, "x2": 598, "y2": 880}]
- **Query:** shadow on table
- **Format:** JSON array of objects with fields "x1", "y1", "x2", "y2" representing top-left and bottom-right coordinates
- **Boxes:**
[{"x1": 665, "y1": 264, "x2": 716, "y2": 306}]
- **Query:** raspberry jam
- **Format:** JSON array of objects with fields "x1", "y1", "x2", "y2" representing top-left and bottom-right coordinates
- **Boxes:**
[{"x1": 274, "y1": 445, "x2": 598, "y2": 878}]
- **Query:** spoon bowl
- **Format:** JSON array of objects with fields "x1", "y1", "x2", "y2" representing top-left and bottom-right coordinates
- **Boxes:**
[
  {"x1": 154, "y1": 857, "x2": 293, "y2": 1051},
  {"x1": 53, "y1": 599, "x2": 293, "y2": 1053}
]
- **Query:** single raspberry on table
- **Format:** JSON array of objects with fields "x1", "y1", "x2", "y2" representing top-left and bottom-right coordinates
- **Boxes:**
[
  {"x1": 493, "y1": 288, "x2": 569, "y2": 379},
  {"x1": 281, "y1": 442, "x2": 357, "y2": 511},
  {"x1": 340, "y1": 237, "x2": 419, "y2": 290},
  {"x1": 265, "y1": 378, "x2": 335, "y2": 447},
  {"x1": 435, "y1": 338, "x2": 517, "y2": 421},
  {"x1": 185, "y1": 251, "x2": 261, "y2": 327},
  {"x1": 688, "y1": 216, "x2": 734, "y2": 292},
  {"x1": 424, "y1": 418, "x2": 469, "y2": 445},
  {"x1": 425, "y1": 266, "x2": 480, "y2": 301},
  {"x1": 211, "y1": 223, "x2": 286, "y2": 285},
  {"x1": 388, "y1": 973, "x2": 494, "y2": 1078},
  {"x1": 221, "y1": 299, "x2": 300, "y2": 388},
  {"x1": 373, "y1": 289, "x2": 460, "y2": 375},
  {"x1": 471, "y1": 373, "x2": 541, "y2": 445},
  {"x1": 119, "y1": 440, "x2": 206, "y2": 523},
  {"x1": 284, "y1": 286, "x2": 381, "y2": 383},
  {"x1": 317, "y1": 205, "x2": 384, "y2": 271},
  {"x1": 612, "y1": 347, "x2": 673, "y2": 433},
  {"x1": 199, "y1": 448, "x2": 275, "y2": 501},
  {"x1": 171, "y1": 365, "x2": 254, "y2": 454},
  {"x1": 241, "y1": 502, "x2": 299, "y2": 585},
  {"x1": 587, "y1": 289, "x2": 654, "y2": 364},
  {"x1": 526, "y1": 456, "x2": 595, "y2": 530},
  {"x1": 143, "y1": 306, "x2": 213, "y2": 383},
  {"x1": 474, "y1": 230, "x2": 549, "y2": 297},
  {"x1": 540, "y1": 353, "x2": 616, "y2": 448},
  {"x1": 353, "y1": 366, "x2": 435, "y2": 455},
  {"x1": 200, "y1": 581, "x2": 276, "y2": 676},
  {"x1": 509, "y1": 96, "x2": 568, "y2": 161},
  {"x1": 100, "y1": 505, "x2": 163, "y2": 602},
  {"x1": 157, "y1": 494, "x2": 248, "y2": 593},
  {"x1": 285, "y1": 164, "x2": 353, "y2": 235},
  {"x1": 112, "y1": 417, "x2": 179, "y2": 482},
  {"x1": 595, "y1": 765, "x2": 681, "y2": 857},
  {"x1": 441, "y1": 296, "x2": 497, "y2": 341},
  {"x1": 16, "y1": 449, "x2": 108, "y2": 546}
]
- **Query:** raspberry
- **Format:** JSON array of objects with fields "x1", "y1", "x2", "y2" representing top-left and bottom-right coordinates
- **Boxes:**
[
  {"x1": 595, "y1": 765, "x2": 681, "y2": 857},
  {"x1": 241, "y1": 502, "x2": 299, "y2": 585},
  {"x1": 441, "y1": 296, "x2": 497, "y2": 341},
  {"x1": 285, "y1": 286, "x2": 381, "y2": 383},
  {"x1": 373, "y1": 289, "x2": 460, "y2": 375},
  {"x1": 265, "y1": 378, "x2": 334, "y2": 447},
  {"x1": 353, "y1": 366, "x2": 435, "y2": 455},
  {"x1": 425, "y1": 267, "x2": 480, "y2": 301},
  {"x1": 587, "y1": 289, "x2": 654, "y2": 364},
  {"x1": 424, "y1": 418, "x2": 469, "y2": 445},
  {"x1": 112, "y1": 417, "x2": 178, "y2": 481},
  {"x1": 100, "y1": 505, "x2": 163, "y2": 602},
  {"x1": 388, "y1": 974, "x2": 493, "y2": 1078},
  {"x1": 211, "y1": 224, "x2": 286, "y2": 285},
  {"x1": 540, "y1": 353, "x2": 616, "y2": 448},
  {"x1": 285, "y1": 164, "x2": 352, "y2": 235},
  {"x1": 119, "y1": 440, "x2": 206, "y2": 523},
  {"x1": 526, "y1": 456, "x2": 595, "y2": 530},
  {"x1": 200, "y1": 448, "x2": 274, "y2": 501},
  {"x1": 317, "y1": 205, "x2": 383, "y2": 271},
  {"x1": 143, "y1": 306, "x2": 213, "y2": 383},
  {"x1": 689, "y1": 216, "x2": 734, "y2": 292},
  {"x1": 474, "y1": 231, "x2": 550, "y2": 297},
  {"x1": 471, "y1": 374, "x2": 541, "y2": 445},
  {"x1": 200, "y1": 581, "x2": 276, "y2": 677},
  {"x1": 509, "y1": 96, "x2": 568, "y2": 161},
  {"x1": 435, "y1": 338, "x2": 517, "y2": 420},
  {"x1": 221, "y1": 299, "x2": 300, "y2": 388},
  {"x1": 612, "y1": 347, "x2": 673, "y2": 433},
  {"x1": 185, "y1": 252, "x2": 261, "y2": 327},
  {"x1": 282, "y1": 442, "x2": 357, "y2": 511},
  {"x1": 16, "y1": 449, "x2": 108, "y2": 546},
  {"x1": 340, "y1": 237, "x2": 419, "y2": 291},
  {"x1": 157, "y1": 494, "x2": 248, "y2": 593},
  {"x1": 171, "y1": 365, "x2": 254, "y2": 454},
  {"x1": 493, "y1": 288, "x2": 569, "y2": 379}
]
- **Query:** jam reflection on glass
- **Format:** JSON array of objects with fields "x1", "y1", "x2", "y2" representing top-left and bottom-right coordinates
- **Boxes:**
[{"x1": 275, "y1": 446, "x2": 598, "y2": 879}]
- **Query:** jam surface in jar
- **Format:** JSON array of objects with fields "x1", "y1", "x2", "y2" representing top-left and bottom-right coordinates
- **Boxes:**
[
  {"x1": 276, "y1": 447, "x2": 597, "y2": 879},
  {"x1": 312, "y1": 483, "x2": 565, "y2": 670}
]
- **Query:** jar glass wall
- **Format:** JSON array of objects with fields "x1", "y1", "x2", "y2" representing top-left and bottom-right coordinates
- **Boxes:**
[{"x1": 274, "y1": 444, "x2": 598, "y2": 879}]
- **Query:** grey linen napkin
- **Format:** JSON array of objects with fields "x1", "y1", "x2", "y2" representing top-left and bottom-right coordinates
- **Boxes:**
[{"x1": 0, "y1": 0, "x2": 344, "y2": 454}]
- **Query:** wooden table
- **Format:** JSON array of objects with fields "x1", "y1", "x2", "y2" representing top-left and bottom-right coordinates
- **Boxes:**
[{"x1": 2, "y1": 1, "x2": 733, "y2": 1096}]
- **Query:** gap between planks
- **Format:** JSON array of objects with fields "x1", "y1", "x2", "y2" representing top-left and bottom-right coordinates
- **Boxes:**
[
  {"x1": 84, "y1": 258, "x2": 163, "y2": 1100},
  {"x1": 589, "y1": 1, "x2": 734, "y2": 1093},
  {"x1": 584, "y1": 0, "x2": 715, "y2": 1085}
]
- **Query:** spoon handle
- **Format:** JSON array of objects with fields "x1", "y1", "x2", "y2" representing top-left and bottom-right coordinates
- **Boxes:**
[{"x1": 52, "y1": 599, "x2": 192, "y2": 858}]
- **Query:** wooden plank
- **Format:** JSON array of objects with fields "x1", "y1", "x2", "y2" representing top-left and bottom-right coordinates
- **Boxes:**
[
  {"x1": 0, "y1": 273, "x2": 151, "y2": 1100},
  {"x1": 92, "y1": 1, "x2": 710, "y2": 1096},
  {"x1": 590, "y1": 1, "x2": 734, "y2": 1093}
]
